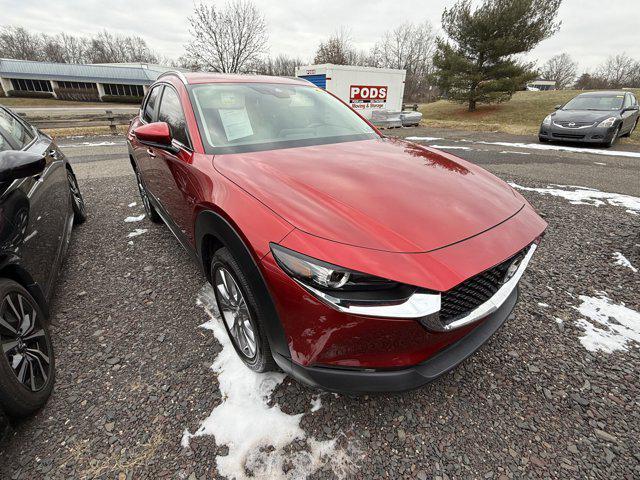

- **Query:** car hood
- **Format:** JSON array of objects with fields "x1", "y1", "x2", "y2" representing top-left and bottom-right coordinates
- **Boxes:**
[
  {"x1": 213, "y1": 138, "x2": 525, "y2": 253},
  {"x1": 551, "y1": 109, "x2": 618, "y2": 123}
]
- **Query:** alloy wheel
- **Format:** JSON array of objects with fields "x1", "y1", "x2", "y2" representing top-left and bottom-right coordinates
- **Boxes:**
[
  {"x1": 0, "y1": 292, "x2": 51, "y2": 392},
  {"x1": 609, "y1": 126, "x2": 620, "y2": 147},
  {"x1": 214, "y1": 267, "x2": 257, "y2": 359},
  {"x1": 67, "y1": 171, "x2": 86, "y2": 216}
]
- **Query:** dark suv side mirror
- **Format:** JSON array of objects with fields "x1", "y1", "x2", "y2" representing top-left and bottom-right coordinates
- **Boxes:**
[
  {"x1": 0, "y1": 151, "x2": 46, "y2": 182},
  {"x1": 622, "y1": 105, "x2": 639, "y2": 113},
  {"x1": 133, "y1": 122, "x2": 178, "y2": 153}
]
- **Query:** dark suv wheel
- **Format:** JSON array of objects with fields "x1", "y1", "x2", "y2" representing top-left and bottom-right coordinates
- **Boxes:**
[
  {"x1": 0, "y1": 279, "x2": 55, "y2": 418},
  {"x1": 210, "y1": 248, "x2": 276, "y2": 372}
]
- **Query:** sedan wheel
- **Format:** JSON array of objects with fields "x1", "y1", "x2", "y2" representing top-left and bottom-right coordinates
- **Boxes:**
[
  {"x1": 214, "y1": 267, "x2": 257, "y2": 359},
  {"x1": 606, "y1": 126, "x2": 621, "y2": 148},
  {"x1": 0, "y1": 279, "x2": 54, "y2": 418},
  {"x1": 67, "y1": 170, "x2": 86, "y2": 225}
]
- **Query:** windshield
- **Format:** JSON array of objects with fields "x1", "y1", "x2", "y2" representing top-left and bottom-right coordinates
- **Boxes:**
[
  {"x1": 563, "y1": 95, "x2": 624, "y2": 111},
  {"x1": 190, "y1": 83, "x2": 378, "y2": 154}
]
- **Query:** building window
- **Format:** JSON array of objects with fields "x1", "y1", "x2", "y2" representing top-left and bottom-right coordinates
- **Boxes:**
[
  {"x1": 102, "y1": 83, "x2": 144, "y2": 97},
  {"x1": 58, "y1": 81, "x2": 97, "y2": 91},
  {"x1": 10, "y1": 78, "x2": 53, "y2": 92}
]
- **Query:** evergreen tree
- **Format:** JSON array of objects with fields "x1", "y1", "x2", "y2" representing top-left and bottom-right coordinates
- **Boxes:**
[{"x1": 434, "y1": 0, "x2": 562, "y2": 111}]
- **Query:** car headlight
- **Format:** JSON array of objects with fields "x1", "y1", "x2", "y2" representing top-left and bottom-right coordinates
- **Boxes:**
[
  {"x1": 542, "y1": 115, "x2": 552, "y2": 126},
  {"x1": 271, "y1": 244, "x2": 397, "y2": 291},
  {"x1": 597, "y1": 117, "x2": 617, "y2": 128}
]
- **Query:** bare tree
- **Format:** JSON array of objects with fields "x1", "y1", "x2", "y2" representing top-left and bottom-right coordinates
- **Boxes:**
[
  {"x1": 541, "y1": 53, "x2": 577, "y2": 89},
  {"x1": 87, "y1": 30, "x2": 157, "y2": 64},
  {"x1": 372, "y1": 21, "x2": 436, "y2": 101},
  {"x1": 596, "y1": 53, "x2": 637, "y2": 88},
  {"x1": 313, "y1": 28, "x2": 363, "y2": 65},
  {"x1": 0, "y1": 26, "x2": 43, "y2": 60},
  {"x1": 184, "y1": 1, "x2": 268, "y2": 73},
  {"x1": 38, "y1": 33, "x2": 88, "y2": 63},
  {"x1": 252, "y1": 54, "x2": 303, "y2": 76}
]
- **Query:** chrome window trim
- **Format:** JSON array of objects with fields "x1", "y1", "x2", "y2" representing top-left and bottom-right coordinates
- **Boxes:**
[{"x1": 295, "y1": 244, "x2": 537, "y2": 332}]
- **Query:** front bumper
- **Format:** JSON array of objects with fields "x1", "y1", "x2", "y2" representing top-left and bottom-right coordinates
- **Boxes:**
[
  {"x1": 539, "y1": 122, "x2": 617, "y2": 144},
  {"x1": 273, "y1": 286, "x2": 518, "y2": 393}
]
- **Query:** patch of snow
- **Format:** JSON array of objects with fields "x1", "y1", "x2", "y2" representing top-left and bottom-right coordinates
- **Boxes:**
[
  {"x1": 182, "y1": 285, "x2": 354, "y2": 480},
  {"x1": 478, "y1": 140, "x2": 640, "y2": 159},
  {"x1": 554, "y1": 317, "x2": 564, "y2": 325},
  {"x1": 429, "y1": 145, "x2": 472, "y2": 150},
  {"x1": 499, "y1": 150, "x2": 531, "y2": 155},
  {"x1": 405, "y1": 136, "x2": 443, "y2": 142},
  {"x1": 127, "y1": 228, "x2": 147, "y2": 238},
  {"x1": 613, "y1": 252, "x2": 638, "y2": 273},
  {"x1": 573, "y1": 294, "x2": 640, "y2": 353},
  {"x1": 509, "y1": 182, "x2": 640, "y2": 213},
  {"x1": 594, "y1": 162, "x2": 607, "y2": 166},
  {"x1": 24, "y1": 230, "x2": 38, "y2": 242},
  {"x1": 310, "y1": 395, "x2": 322, "y2": 413},
  {"x1": 538, "y1": 303, "x2": 549, "y2": 308},
  {"x1": 128, "y1": 202, "x2": 137, "y2": 207},
  {"x1": 127, "y1": 241, "x2": 134, "y2": 245},
  {"x1": 124, "y1": 214, "x2": 145, "y2": 223},
  {"x1": 62, "y1": 141, "x2": 125, "y2": 148}
]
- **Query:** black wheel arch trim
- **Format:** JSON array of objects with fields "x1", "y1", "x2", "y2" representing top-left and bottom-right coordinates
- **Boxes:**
[
  {"x1": 0, "y1": 255, "x2": 49, "y2": 320},
  {"x1": 195, "y1": 210, "x2": 290, "y2": 358}
]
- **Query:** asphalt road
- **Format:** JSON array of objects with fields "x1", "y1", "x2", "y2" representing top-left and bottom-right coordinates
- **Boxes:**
[{"x1": 0, "y1": 129, "x2": 638, "y2": 479}]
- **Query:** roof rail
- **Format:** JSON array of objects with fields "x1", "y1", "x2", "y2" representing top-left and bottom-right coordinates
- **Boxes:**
[{"x1": 157, "y1": 70, "x2": 188, "y2": 84}]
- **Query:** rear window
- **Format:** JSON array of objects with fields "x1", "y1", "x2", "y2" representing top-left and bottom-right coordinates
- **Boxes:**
[
  {"x1": 0, "y1": 108, "x2": 34, "y2": 149},
  {"x1": 190, "y1": 83, "x2": 378, "y2": 154}
]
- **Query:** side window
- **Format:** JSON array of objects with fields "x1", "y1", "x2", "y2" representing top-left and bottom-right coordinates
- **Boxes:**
[
  {"x1": 631, "y1": 94, "x2": 638, "y2": 106},
  {"x1": 157, "y1": 87, "x2": 190, "y2": 147},
  {"x1": 0, "y1": 109, "x2": 33, "y2": 149},
  {"x1": 142, "y1": 86, "x2": 163, "y2": 123},
  {"x1": 623, "y1": 94, "x2": 632, "y2": 108},
  {"x1": 0, "y1": 131, "x2": 12, "y2": 152}
]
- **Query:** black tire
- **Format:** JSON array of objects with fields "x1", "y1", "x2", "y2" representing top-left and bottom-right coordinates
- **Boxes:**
[
  {"x1": 210, "y1": 248, "x2": 276, "y2": 372},
  {"x1": 538, "y1": 136, "x2": 549, "y2": 143},
  {"x1": 134, "y1": 167, "x2": 162, "y2": 224},
  {"x1": 67, "y1": 169, "x2": 86, "y2": 225},
  {"x1": 604, "y1": 126, "x2": 620, "y2": 148},
  {"x1": 622, "y1": 119, "x2": 637, "y2": 138},
  {"x1": 0, "y1": 279, "x2": 55, "y2": 418}
]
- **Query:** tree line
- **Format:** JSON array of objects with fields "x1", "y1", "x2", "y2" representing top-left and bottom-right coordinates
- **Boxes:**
[
  {"x1": 0, "y1": 26, "x2": 159, "y2": 64},
  {"x1": 2, "y1": 0, "x2": 639, "y2": 110}
]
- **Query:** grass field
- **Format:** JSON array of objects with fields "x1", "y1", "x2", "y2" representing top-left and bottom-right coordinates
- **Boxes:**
[
  {"x1": 419, "y1": 89, "x2": 640, "y2": 144},
  {"x1": 0, "y1": 97, "x2": 133, "y2": 108}
]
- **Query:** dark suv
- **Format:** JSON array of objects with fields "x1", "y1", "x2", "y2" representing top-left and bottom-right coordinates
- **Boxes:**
[{"x1": 539, "y1": 91, "x2": 639, "y2": 147}]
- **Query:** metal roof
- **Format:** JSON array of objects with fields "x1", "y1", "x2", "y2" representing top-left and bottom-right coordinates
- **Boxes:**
[{"x1": 0, "y1": 58, "x2": 174, "y2": 85}]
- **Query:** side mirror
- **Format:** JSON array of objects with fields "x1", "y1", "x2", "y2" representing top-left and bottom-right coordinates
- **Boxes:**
[
  {"x1": 622, "y1": 105, "x2": 639, "y2": 112},
  {"x1": 0, "y1": 151, "x2": 46, "y2": 182},
  {"x1": 133, "y1": 122, "x2": 176, "y2": 152},
  {"x1": 554, "y1": 105, "x2": 562, "y2": 110}
]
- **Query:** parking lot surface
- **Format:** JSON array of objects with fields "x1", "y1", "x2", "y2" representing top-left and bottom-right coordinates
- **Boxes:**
[{"x1": 0, "y1": 130, "x2": 638, "y2": 479}]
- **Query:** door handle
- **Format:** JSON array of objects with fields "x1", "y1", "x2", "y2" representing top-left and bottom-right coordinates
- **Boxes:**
[{"x1": 147, "y1": 148, "x2": 156, "y2": 158}]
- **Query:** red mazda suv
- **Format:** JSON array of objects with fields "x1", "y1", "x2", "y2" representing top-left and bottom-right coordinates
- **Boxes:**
[{"x1": 127, "y1": 71, "x2": 546, "y2": 392}]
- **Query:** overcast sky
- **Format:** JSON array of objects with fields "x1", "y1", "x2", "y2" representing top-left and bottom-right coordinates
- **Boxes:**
[{"x1": 2, "y1": 0, "x2": 638, "y2": 70}]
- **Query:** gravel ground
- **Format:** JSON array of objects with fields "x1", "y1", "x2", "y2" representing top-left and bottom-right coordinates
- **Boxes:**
[{"x1": 0, "y1": 155, "x2": 639, "y2": 479}]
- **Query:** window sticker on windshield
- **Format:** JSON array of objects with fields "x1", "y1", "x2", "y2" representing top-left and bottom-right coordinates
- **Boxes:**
[{"x1": 219, "y1": 108, "x2": 253, "y2": 142}]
